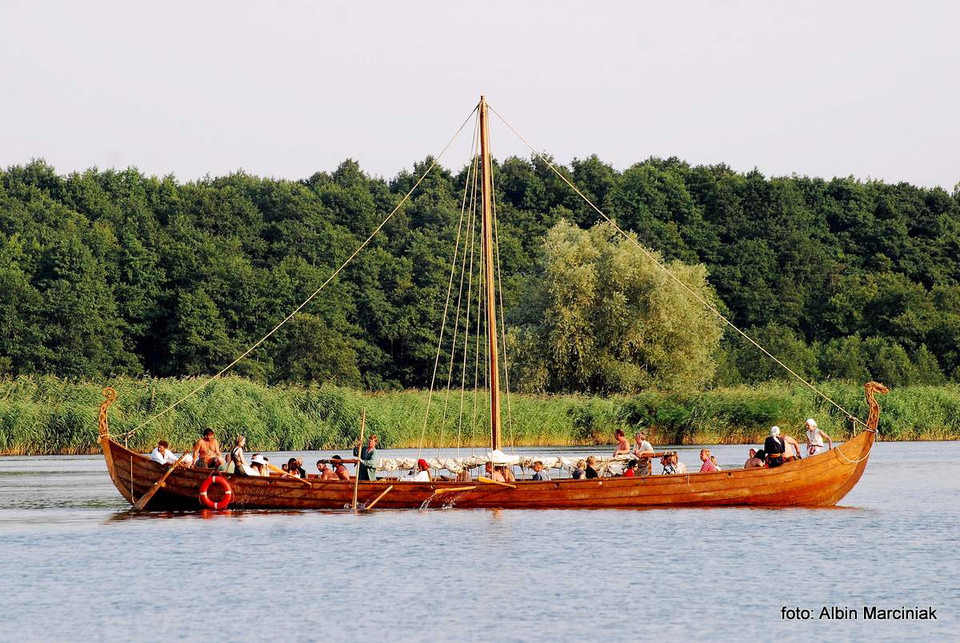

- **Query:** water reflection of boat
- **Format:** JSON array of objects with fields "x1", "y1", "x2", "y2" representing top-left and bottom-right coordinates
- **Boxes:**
[{"x1": 98, "y1": 97, "x2": 887, "y2": 511}]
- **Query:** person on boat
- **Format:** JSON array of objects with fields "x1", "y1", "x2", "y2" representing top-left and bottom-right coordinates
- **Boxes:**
[
  {"x1": 331, "y1": 455, "x2": 351, "y2": 480},
  {"x1": 572, "y1": 459, "x2": 586, "y2": 479},
  {"x1": 316, "y1": 461, "x2": 338, "y2": 480},
  {"x1": 671, "y1": 451, "x2": 687, "y2": 474},
  {"x1": 804, "y1": 418, "x2": 833, "y2": 456},
  {"x1": 455, "y1": 466, "x2": 473, "y2": 482},
  {"x1": 699, "y1": 449, "x2": 718, "y2": 473},
  {"x1": 744, "y1": 448, "x2": 765, "y2": 468},
  {"x1": 622, "y1": 460, "x2": 639, "y2": 477},
  {"x1": 485, "y1": 461, "x2": 505, "y2": 482},
  {"x1": 613, "y1": 429, "x2": 631, "y2": 457},
  {"x1": 661, "y1": 453, "x2": 677, "y2": 475},
  {"x1": 357, "y1": 434, "x2": 379, "y2": 481},
  {"x1": 499, "y1": 465, "x2": 516, "y2": 483},
  {"x1": 287, "y1": 458, "x2": 307, "y2": 478},
  {"x1": 782, "y1": 433, "x2": 803, "y2": 462},
  {"x1": 249, "y1": 454, "x2": 267, "y2": 476},
  {"x1": 710, "y1": 454, "x2": 721, "y2": 471},
  {"x1": 230, "y1": 435, "x2": 255, "y2": 475},
  {"x1": 764, "y1": 426, "x2": 787, "y2": 467},
  {"x1": 409, "y1": 458, "x2": 432, "y2": 482},
  {"x1": 585, "y1": 456, "x2": 599, "y2": 479},
  {"x1": 149, "y1": 440, "x2": 179, "y2": 465},
  {"x1": 633, "y1": 432, "x2": 655, "y2": 475},
  {"x1": 531, "y1": 460, "x2": 550, "y2": 481},
  {"x1": 192, "y1": 428, "x2": 224, "y2": 469}
]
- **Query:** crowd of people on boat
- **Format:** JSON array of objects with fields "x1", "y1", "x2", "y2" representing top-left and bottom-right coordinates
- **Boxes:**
[{"x1": 147, "y1": 417, "x2": 835, "y2": 482}]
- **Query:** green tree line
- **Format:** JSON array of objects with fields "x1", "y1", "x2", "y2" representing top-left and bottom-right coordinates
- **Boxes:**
[{"x1": 2, "y1": 157, "x2": 959, "y2": 391}]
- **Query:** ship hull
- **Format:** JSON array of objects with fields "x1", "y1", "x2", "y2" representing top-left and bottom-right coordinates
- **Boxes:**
[{"x1": 101, "y1": 430, "x2": 874, "y2": 511}]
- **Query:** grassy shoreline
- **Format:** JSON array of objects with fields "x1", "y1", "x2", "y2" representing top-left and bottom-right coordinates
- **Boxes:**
[{"x1": 1, "y1": 375, "x2": 958, "y2": 456}]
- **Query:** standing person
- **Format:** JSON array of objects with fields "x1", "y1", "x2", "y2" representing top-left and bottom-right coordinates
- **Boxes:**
[
  {"x1": 149, "y1": 440, "x2": 178, "y2": 465},
  {"x1": 358, "y1": 434, "x2": 379, "y2": 481},
  {"x1": 764, "y1": 426, "x2": 786, "y2": 468},
  {"x1": 805, "y1": 419, "x2": 833, "y2": 456},
  {"x1": 613, "y1": 429, "x2": 631, "y2": 457},
  {"x1": 230, "y1": 435, "x2": 250, "y2": 475},
  {"x1": 699, "y1": 449, "x2": 718, "y2": 473},
  {"x1": 192, "y1": 428, "x2": 223, "y2": 469},
  {"x1": 633, "y1": 432, "x2": 655, "y2": 476}
]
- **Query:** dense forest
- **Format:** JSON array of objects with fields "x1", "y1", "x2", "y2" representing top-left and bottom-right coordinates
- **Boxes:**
[{"x1": 1, "y1": 156, "x2": 959, "y2": 392}]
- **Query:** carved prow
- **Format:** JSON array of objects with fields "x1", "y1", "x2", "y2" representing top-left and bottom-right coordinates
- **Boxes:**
[
  {"x1": 98, "y1": 387, "x2": 117, "y2": 438},
  {"x1": 864, "y1": 381, "x2": 889, "y2": 431}
]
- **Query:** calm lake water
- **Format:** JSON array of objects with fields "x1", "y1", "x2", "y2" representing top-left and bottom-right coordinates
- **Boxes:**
[{"x1": 0, "y1": 442, "x2": 957, "y2": 642}]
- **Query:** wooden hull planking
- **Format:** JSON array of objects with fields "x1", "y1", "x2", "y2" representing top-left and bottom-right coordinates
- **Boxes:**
[{"x1": 101, "y1": 429, "x2": 874, "y2": 511}]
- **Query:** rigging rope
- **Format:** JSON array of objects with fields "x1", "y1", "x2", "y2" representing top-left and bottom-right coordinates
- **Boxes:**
[
  {"x1": 121, "y1": 106, "x2": 479, "y2": 441},
  {"x1": 417, "y1": 112, "x2": 480, "y2": 457},
  {"x1": 455, "y1": 144, "x2": 482, "y2": 458},
  {"x1": 487, "y1": 103, "x2": 866, "y2": 429}
]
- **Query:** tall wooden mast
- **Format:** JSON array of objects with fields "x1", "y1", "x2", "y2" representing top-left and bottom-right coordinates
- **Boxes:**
[{"x1": 479, "y1": 96, "x2": 502, "y2": 452}]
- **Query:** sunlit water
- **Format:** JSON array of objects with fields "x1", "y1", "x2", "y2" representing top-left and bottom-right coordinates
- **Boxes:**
[{"x1": 1, "y1": 442, "x2": 957, "y2": 641}]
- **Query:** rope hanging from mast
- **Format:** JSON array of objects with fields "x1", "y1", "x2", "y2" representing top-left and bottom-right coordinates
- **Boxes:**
[
  {"x1": 486, "y1": 102, "x2": 869, "y2": 430},
  {"x1": 119, "y1": 106, "x2": 479, "y2": 441}
]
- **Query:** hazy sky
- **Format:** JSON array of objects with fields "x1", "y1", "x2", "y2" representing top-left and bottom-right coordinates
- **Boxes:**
[{"x1": 2, "y1": 0, "x2": 958, "y2": 189}]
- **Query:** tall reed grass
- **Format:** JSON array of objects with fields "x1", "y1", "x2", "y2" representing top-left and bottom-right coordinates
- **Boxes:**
[{"x1": 0, "y1": 375, "x2": 956, "y2": 455}]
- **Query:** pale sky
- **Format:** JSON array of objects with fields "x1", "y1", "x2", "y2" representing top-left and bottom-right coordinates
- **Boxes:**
[{"x1": 2, "y1": 0, "x2": 958, "y2": 189}]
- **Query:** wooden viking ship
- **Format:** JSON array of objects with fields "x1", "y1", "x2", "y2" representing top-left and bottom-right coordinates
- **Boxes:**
[{"x1": 98, "y1": 97, "x2": 889, "y2": 511}]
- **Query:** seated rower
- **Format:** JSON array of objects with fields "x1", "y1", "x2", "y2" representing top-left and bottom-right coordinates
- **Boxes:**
[
  {"x1": 410, "y1": 458, "x2": 432, "y2": 482},
  {"x1": 331, "y1": 455, "x2": 351, "y2": 480},
  {"x1": 531, "y1": 460, "x2": 550, "y2": 481},
  {"x1": 249, "y1": 454, "x2": 267, "y2": 476},
  {"x1": 633, "y1": 432, "x2": 655, "y2": 476},
  {"x1": 485, "y1": 462, "x2": 505, "y2": 482},
  {"x1": 500, "y1": 465, "x2": 516, "y2": 483},
  {"x1": 699, "y1": 449, "x2": 718, "y2": 473},
  {"x1": 316, "y1": 461, "x2": 338, "y2": 480},
  {"x1": 744, "y1": 448, "x2": 765, "y2": 468},
  {"x1": 150, "y1": 440, "x2": 179, "y2": 465},
  {"x1": 585, "y1": 456, "x2": 599, "y2": 479}
]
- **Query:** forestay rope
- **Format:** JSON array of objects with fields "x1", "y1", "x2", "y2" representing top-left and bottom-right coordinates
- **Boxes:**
[
  {"x1": 487, "y1": 103, "x2": 870, "y2": 432},
  {"x1": 119, "y1": 106, "x2": 479, "y2": 441}
]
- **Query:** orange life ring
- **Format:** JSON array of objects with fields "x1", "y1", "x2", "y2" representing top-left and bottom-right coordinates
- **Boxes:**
[{"x1": 198, "y1": 475, "x2": 233, "y2": 510}]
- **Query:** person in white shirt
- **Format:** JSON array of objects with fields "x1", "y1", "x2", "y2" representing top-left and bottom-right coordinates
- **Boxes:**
[
  {"x1": 804, "y1": 418, "x2": 833, "y2": 456},
  {"x1": 410, "y1": 458, "x2": 432, "y2": 482},
  {"x1": 149, "y1": 440, "x2": 178, "y2": 464},
  {"x1": 633, "y1": 432, "x2": 655, "y2": 475}
]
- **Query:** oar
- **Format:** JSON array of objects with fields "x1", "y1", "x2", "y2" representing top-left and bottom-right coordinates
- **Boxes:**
[
  {"x1": 363, "y1": 484, "x2": 393, "y2": 511},
  {"x1": 133, "y1": 452, "x2": 189, "y2": 510},
  {"x1": 432, "y1": 486, "x2": 477, "y2": 494},
  {"x1": 267, "y1": 463, "x2": 312, "y2": 487},
  {"x1": 477, "y1": 476, "x2": 517, "y2": 489}
]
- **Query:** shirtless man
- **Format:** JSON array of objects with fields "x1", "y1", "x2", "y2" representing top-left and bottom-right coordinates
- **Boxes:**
[
  {"x1": 613, "y1": 429, "x2": 631, "y2": 457},
  {"x1": 744, "y1": 448, "x2": 765, "y2": 468},
  {"x1": 192, "y1": 428, "x2": 223, "y2": 469},
  {"x1": 316, "y1": 461, "x2": 338, "y2": 480}
]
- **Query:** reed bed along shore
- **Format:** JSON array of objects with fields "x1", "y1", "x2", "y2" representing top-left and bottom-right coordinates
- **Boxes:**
[{"x1": 0, "y1": 375, "x2": 958, "y2": 455}]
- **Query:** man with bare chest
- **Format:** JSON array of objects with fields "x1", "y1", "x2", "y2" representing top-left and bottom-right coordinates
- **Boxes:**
[{"x1": 192, "y1": 428, "x2": 224, "y2": 468}]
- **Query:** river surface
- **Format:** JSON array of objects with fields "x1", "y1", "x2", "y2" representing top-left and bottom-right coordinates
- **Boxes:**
[{"x1": 0, "y1": 442, "x2": 957, "y2": 642}]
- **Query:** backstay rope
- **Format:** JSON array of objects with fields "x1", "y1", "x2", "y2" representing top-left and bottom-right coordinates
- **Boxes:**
[
  {"x1": 120, "y1": 106, "x2": 479, "y2": 441},
  {"x1": 487, "y1": 103, "x2": 868, "y2": 431}
]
